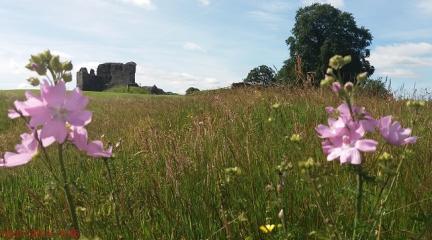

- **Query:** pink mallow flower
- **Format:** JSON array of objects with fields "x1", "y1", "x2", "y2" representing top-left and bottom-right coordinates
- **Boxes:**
[
  {"x1": 11, "y1": 81, "x2": 92, "y2": 143},
  {"x1": 324, "y1": 131, "x2": 378, "y2": 165},
  {"x1": 70, "y1": 127, "x2": 112, "y2": 158},
  {"x1": 337, "y1": 103, "x2": 378, "y2": 134},
  {"x1": 379, "y1": 116, "x2": 417, "y2": 146},
  {"x1": 0, "y1": 130, "x2": 54, "y2": 168},
  {"x1": 316, "y1": 118, "x2": 347, "y2": 139},
  {"x1": 316, "y1": 110, "x2": 378, "y2": 165}
]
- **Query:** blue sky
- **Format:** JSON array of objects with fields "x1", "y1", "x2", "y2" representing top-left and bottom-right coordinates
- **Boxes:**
[{"x1": 0, "y1": 0, "x2": 431, "y2": 94}]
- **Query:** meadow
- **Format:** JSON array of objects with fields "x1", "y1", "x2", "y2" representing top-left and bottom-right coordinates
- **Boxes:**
[{"x1": 0, "y1": 88, "x2": 431, "y2": 239}]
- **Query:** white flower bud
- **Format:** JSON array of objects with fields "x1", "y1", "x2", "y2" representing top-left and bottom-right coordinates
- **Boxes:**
[
  {"x1": 356, "y1": 72, "x2": 368, "y2": 82},
  {"x1": 343, "y1": 55, "x2": 352, "y2": 65}
]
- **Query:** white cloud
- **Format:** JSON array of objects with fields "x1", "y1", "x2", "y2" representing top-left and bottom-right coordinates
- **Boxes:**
[
  {"x1": 183, "y1": 42, "x2": 206, "y2": 53},
  {"x1": 417, "y1": 0, "x2": 432, "y2": 15},
  {"x1": 370, "y1": 42, "x2": 432, "y2": 78},
  {"x1": 302, "y1": 0, "x2": 344, "y2": 8},
  {"x1": 120, "y1": 0, "x2": 154, "y2": 9},
  {"x1": 198, "y1": 0, "x2": 210, "y2": 6}
]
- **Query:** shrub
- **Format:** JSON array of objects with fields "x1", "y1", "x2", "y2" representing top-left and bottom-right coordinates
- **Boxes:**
[{"x1": 357, "y1": 77, "x2": 392, "y2": 98}]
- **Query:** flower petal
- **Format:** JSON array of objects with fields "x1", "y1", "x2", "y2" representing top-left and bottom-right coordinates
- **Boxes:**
[
  {"x1": 8, "y1": 109, "x2": 20, "y2": 119},
  {"x1": 340, "y1": 148, "x2": 361, "y2": 165},
  {"x1": 355, "y1": 139, "x2": 378, "y2": 152},
  {"x1": 403, "y1": 136, "x2": 417, "y2": 145},
  {"x1": 70, "y1": 127, "x2": 89, "y2": 151},
  {"x1": 67, "y1": 111, "x2": 92, "y2": 126},
  {"x1": 41, "y1": 120, "x2": 68, "y2": 143},
  {"x1": 327, "y1": 147, "x2": 342, "y2": 161},
  {"x1": 64, "y1": 89, "x2": 88, "y2": 112},
  {"x1": 0, "y1": 152, "x2": 34, "y2": 167},
  {"x1": 87, "y1": 141, "x2": 112, "y2": 158},
  {"x1": 41, "y1": 80, "x2": 66, "y2": 108}
]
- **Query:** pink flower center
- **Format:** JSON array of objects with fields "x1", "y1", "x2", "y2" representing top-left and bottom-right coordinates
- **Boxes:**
[
  {"x1": 52, "y1": 107, "x2": 69, "y2": 121},
  {"x1": 342, "y1": 135, "x2": 352, "y2": 146}
]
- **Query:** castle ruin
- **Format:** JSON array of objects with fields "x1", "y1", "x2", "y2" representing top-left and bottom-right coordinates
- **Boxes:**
[{"x1": 77, "y1": 62, "x2": 137, "y2": 91}]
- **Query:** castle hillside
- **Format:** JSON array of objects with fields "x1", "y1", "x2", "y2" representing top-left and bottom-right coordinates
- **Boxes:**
[{"x1": 77, "y1": 62, "x2": 138, "y2": 91}]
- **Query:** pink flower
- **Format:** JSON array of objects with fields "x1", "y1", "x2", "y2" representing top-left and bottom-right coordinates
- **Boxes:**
[
  {"x1": 317, "y1": 106, "x2": 378, "y2": 165},
  {"x1": 337, "y1": 103, "x2": 377, "y2": 133},
  {"x1": 331, "y1": 82, "x2": 342, "y2": 94},
  {"x1": 87, "y1": 141, "x2": 113, "y2": 158},
  {"x1": 9, "y1": 92, "x2": 44, "y2": 119},
  {"x1": 70, "y1": 127, "x2": 112, "y2": 158},
  {"x1": 14, "y1": 81, "x2": 92, "y2": 143},
  {"x1": 325, "y1": 131, "x2": 378, "y2": 165},
  {"x1": 0, "y1": 130, "x2": 54, "y2": 168},
  {"x1": 316, "y1": 118, "x2": 347, "y2": 139},
  {"x1": 379, "y1": 116, "x2": 417, "y2": 146}
]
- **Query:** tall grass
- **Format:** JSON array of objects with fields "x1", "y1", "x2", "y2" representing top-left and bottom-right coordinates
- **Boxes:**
[{"x1": 0, "y1": 88, "x2": 431, "y2": 239}]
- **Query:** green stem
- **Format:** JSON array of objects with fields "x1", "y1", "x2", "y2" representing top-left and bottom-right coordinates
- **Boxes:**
[
  {"x1": 353, "y1": 167, "x2": 363, "y2": 240},
  {"x1": 103, "y1": 158, "x2": 122, "y2": 231},
  {"x1": 47, "y1": 66, "x2": 57, "y2": 84},
  {"x1": 369, "y1": 156, "x2": 405, "y2": 238},
  {"x1": 58, "y1": 144, "x2": 80, "y2": 235}
]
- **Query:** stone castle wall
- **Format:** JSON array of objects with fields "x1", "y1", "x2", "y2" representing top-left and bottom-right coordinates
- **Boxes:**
[{"x1": 77, "y1": 62, "x2": 137, "y2": 91}]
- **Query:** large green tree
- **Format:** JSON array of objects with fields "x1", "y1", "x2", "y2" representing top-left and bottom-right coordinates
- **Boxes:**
[
  {"x1": 280, "y1": 3, "x2": 374, "y2": 86},
  {"x1": 244, "y1": 65, "x2": 276, "y2": 85}
]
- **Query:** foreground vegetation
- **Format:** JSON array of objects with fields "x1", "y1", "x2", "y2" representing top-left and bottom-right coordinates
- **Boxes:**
[{"x1": 0, "y1": 87, "x2": 431, "y2": 239}]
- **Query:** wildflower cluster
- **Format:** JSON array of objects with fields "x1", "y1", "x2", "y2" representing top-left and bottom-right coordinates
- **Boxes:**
[
  {"x1": 1, "y1": 81, "x2": 111, "y2": 167},
  {"x1": 0, "y1": 51, "x2": 115, "y2": 236},
  {"x1": 316, "y1": 55, "x2": 417, "y2": 165},
  {"x1": 316, "y1": 55, "x2": 418, "y2": 239}
]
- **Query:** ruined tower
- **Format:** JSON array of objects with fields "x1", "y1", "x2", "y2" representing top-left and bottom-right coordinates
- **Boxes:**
[{"x1": 76, "y1": 62, "x2": 137, "y2": 91}]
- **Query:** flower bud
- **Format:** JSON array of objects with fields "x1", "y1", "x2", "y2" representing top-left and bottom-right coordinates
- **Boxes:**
[
  {"x1": 320, "y1": 74, "x2": 335, "y2": 87},
  {"x1": 62, "y1": 61, "x2": 73, "y2": 71},
  {"x1": 271, "y1": 103, "x2": 280, "y2": 109},
  {"x1": 356, "y1": 72, "x2": 368, "y2": 82},
  {"x1": 320, "y1": 79, "x2": 331, "y2": 87},
  {"x1": 27, "y1": 77, "x2": 40, "y2": 86},
  {"x1": 50, "y1": 55, "x2": 62, "y2": 72},
  {"x1": 331, "y1": 82, "x2": 342, "y2": 94},
  {"x1": 326, "y1": 68, "x2": 333, "y2": 75},
  {"x1": 278, "y1": 209, "x2": 284, "y2": 219},
  {"x1": 34, "y1": 64, "x2": 47, "y2": 76},
  {"x1": 325, "y1": 74, "x2": 335, "y2": 82},
  {"x1": 298, "y1": 157, "x2": 317, "y2": 169},
  {"x1": 343, "y1": 55, "x2": 352, "y2": 65},
  {"x1": 290, "y1": 134, "x2": 302, "y2": 142},
  {"x1": 344, "y1": 82, "x2": 354, "y2": 92},
  {"x1": 329, "y1": 55, "x2": 344, "y2": 70},
  {"x1": 40, "y1": 50, "x2": 53, "y2": 62},
  {"x1": 378, "y1": 152, "x2": 393, "y2": 161},
  {"x1": 63, "y1": 73, "x2": 72, "y2": 82},
  {"x1": 30, "y1": 54, "x2": 43, "y2": 65},
  {"x1": 25, "y1": 63, "x2": 34, "y2": 71}
]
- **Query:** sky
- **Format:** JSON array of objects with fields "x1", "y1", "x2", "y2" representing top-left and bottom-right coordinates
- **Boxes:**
[{"x1": 0, "y1": 0, "x2": 431, "y2": 94}]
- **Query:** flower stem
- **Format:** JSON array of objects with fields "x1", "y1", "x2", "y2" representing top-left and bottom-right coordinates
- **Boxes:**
[
  {"x1": 103, "y1": 158, "x2": 122, "y2": 232},
  {"x1": 58, "y1": 144, "x2": 80, "y2": 235},
  {"x1": 353, "y1": 166, "x2": 363, "y2": 240}
]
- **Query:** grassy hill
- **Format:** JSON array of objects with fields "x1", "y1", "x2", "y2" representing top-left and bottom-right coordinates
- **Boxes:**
[{"x1": 0, "y1": 88, "x2": 431, "y2": 239}]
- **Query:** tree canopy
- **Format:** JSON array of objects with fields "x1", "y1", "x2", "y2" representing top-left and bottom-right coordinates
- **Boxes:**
[
  {"x1": 243, "y1": 65, "x2": 276, "y2": 85},
  {"x1": 186, "y1": 87, "x2": 200, "y2": 95},
  {"x1": 280, "y1": 3, "x2": 374, "y2": 86}
]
